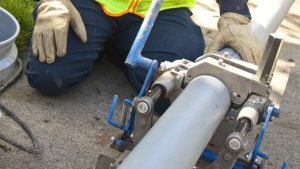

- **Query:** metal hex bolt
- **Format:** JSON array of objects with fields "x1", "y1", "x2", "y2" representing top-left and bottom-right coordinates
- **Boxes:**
[
  {"x1": 109, "y1": 163, "x2": 115, "y2": 169},
  {"x1": 254, "y1": 158, "x2": 259, "y2": 164},
  {"x1": 228, "y1": 138, "x2": 242, "y2": 151},
  {"x1": 137, "y1": 101, "x2": 149, "y2": 114},
  {"x1": 244, "y1": 153, "x2": 250, "y2": 160},
  {"x1": 224, "y1": 52, "x2": 229, "y2": 58}
]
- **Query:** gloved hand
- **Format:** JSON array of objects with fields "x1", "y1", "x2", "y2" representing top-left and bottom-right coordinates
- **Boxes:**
[
  {"x1": 32, "y1": 0, "x2": 87, "y2": 64},
  {"x1": 205, "y1": 12, "x2": 262, "y2": 64}
]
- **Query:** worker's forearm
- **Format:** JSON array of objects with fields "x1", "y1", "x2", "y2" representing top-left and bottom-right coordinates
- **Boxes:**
[{"x1": 217, "y1": 0, "x2": 251, "y2": 18}]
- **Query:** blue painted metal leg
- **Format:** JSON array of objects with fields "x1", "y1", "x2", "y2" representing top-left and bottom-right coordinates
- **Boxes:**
[
  {"x1": 281, "y1": 162, "x2": 288, "y2": 169},
  {"x1": 249, "y1": 103, "x2": 278, "y2": 168}
]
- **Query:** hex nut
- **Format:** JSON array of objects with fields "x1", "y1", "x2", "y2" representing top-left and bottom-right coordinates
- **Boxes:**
[{"x1": 136, "y1": 101, "x2": 149, "y2": 114}]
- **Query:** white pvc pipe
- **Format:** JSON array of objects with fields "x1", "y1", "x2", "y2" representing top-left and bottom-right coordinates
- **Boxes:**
[
  {"x1": 251, "y1": 0, "x2": 295, "y2": 48},
  {"x1": 220, "y1": 0, "x2": 294, "y2": 59},
  {"x1": 118, "y1": 76, "x2": 231, "y2": 169}
]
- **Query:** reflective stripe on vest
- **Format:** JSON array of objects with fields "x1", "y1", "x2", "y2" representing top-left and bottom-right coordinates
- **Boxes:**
[{"x1": 95, "y1": 0, "x2": 196, "y2": 17}]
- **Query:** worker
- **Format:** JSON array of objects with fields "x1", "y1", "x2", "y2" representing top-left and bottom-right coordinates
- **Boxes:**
[{"x1": 26, "y1": 0, "x2": 261, "y2": 96}]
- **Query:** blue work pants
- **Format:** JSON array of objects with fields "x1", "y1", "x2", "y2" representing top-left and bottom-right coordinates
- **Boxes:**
[{"x1": 26, "y1": 0, "x2": 205, "y2": 96}]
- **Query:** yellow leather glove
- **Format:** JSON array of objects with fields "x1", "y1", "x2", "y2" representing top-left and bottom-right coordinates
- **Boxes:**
[
  {"x1": 205, "y1": 12, "x2": 262, "y2": 64},
  {"x1": 32, "y1": 0, "x2": 87, "y2": 64}
]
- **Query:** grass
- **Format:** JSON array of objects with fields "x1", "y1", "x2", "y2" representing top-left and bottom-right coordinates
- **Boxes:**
[{"x1": 0, "y1": 0, "x2": 35, "y2": 55}]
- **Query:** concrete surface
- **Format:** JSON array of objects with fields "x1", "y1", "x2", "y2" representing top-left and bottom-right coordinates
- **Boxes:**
[{"x1": 0, "y1": 0, "x2": 299, "y2": 169}]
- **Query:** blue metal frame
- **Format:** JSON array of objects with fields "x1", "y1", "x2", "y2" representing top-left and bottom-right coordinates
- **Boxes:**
[
  {"x1": 107, "y1": 96, "x2": 133, "y2": 130},
  {"x1": 281, "y1": 162, "x2": 288, "y2": 169},
  {"x1": 107, "y1": 61, "x2": 157, "y2": 135},
  {"x1": 248, "y1": 105, "x2": 274, "y2": 168},
  {"x1": 249, "y1": 103, "x2": 280, "y2": 168}
]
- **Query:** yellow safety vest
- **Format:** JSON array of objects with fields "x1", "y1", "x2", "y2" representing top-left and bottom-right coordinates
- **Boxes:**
[{"x1": 95, "y1": 0, "x2": 196, "y2": 17}]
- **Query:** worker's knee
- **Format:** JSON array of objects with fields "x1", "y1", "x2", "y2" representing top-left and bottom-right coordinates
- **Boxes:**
[
  {"x1": 25, "y1": 53, "x2": 86, "y2": 96},
  {"x1": 26, "y1": 65, "x2": 72, "y2": 96}
]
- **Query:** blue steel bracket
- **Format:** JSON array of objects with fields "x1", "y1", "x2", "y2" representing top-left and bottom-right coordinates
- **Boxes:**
[
  {"x1": 281, "y1": 162, "x2": 288, "y2": 169},
  {"x1": 107, "y1": 61, "x2": 157, "y2": 136},
  {"x1": 249, "y1": 103, "x2": 279, "y2": 167},
  {"x1": 107, "y1": 96, "x2": 133, "y2": 131},
  {"x1": 107, "y1": 59, "x2": 158, "y2": 134}
]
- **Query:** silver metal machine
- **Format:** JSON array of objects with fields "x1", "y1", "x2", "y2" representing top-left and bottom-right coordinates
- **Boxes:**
[{"x1": 95, "y1": 0, "x2": 294, "y2": 168}]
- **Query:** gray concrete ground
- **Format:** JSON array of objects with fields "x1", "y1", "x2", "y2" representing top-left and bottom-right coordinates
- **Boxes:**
[{"x1": 0, "y1": 0, "x2": 299, "y2": 169}]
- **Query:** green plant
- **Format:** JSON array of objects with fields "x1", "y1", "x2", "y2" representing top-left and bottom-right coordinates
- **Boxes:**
[{"x1": 0, "y1": 0, "x2": 35, "y2": 55}]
